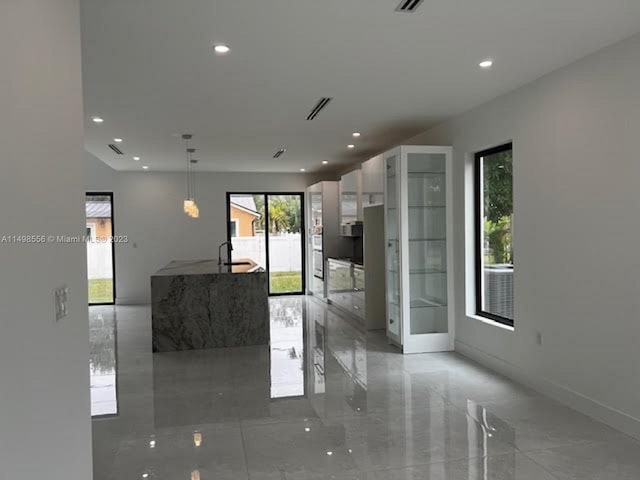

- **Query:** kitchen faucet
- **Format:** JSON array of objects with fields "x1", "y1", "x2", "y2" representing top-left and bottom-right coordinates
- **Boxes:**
[{"x1": 218, "y1": 241, "x2": 233, "y2": 266}]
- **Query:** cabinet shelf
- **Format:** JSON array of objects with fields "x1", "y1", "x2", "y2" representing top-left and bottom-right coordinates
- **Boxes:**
[
  {"x1": 408, "y1": 237, "x2": 446, "y2": 242},
  {"x1": 389, "y1": 299, "x2": 447, "y2": 308},
  {"x1": 389, "y1": 268, "x2": 446, "y2": 275},
  {"x1": 410, "y1": 298, "x2": 447, "y2": 308}
]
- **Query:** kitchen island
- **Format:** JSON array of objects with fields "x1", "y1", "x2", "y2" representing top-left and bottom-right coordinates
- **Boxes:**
[{"x1": 151, "y1": 259, "x2": 269, "y2": 352}]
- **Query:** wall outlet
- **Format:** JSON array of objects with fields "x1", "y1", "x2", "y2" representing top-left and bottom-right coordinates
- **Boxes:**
[
  {"x1": 55, "y1": 285, "x2": 69, "y2": 322},
  {"x1": 536, "y1": 331, "x2": 543, "y2": 346}
]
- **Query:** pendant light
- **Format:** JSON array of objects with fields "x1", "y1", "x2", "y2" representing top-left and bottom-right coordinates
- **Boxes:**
[
  {"x1": 181, "y1": 134, "x2": 200, "y2": 218},
  {"x1": 182, "y1": 134, "x2": 194, "y2": 213},
  {"x1": 189, "y1": 155, "x2": 199, "y2": 218}
]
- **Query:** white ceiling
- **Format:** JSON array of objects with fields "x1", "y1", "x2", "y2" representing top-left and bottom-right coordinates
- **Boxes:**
[{"x1": 80, "y1": 0, "x2": 640, "y2": 173}]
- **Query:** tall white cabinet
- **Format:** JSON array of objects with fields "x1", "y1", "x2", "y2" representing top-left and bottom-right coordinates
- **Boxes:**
[
  {"x1": 306, "y1": 181, "x2": 351, "y2": 298},
  {"x1": 384, "y1": 145, "x2": 454, "y2": 353}
]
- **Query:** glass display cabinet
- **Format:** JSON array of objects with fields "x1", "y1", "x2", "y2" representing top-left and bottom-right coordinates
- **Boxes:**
[{"x1": 384, "y1": 145, "x2": 454, "y2": 353}]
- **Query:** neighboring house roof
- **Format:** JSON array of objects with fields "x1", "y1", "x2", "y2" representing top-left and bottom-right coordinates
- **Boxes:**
[
  {"x1": 86, "y1": 201, "x2": 111, "y2": 218},
  {"x1": 230, "y1": 196, "x2": 260, "y2": 217}
]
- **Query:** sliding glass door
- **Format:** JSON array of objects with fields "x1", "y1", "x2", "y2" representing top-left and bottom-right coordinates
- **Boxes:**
[
  {"x1": 227, "y1": 193, "x2": 305, "y2": 296},
  {"x1": 266, "y1": 194, "x2": 303, "y2": 294},
  {"x1": 86, "y1": 193, "x2": 115, "y2": 305}
]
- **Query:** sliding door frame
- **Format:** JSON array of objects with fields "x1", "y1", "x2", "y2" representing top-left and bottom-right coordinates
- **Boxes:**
[
  {"x1": 226, "y1": 192, "x2": 306, "y2": 296},
  {"x1": 87, "y1": 191, "x2": 116, "y2": 306}
]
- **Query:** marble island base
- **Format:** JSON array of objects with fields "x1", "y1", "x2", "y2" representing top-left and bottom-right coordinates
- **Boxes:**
[{"x1": 151, "y1": 260, "x2": 269, "y2": 352}]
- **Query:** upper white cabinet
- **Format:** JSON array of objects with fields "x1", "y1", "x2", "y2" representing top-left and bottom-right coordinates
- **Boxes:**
[
  {"x1": 340, "y1": 169, "x2": 362, "y2": 224},
  {"x1": 361, "y1": 155, "x2": 384, "y2": 207},
  {"x1": 384, "y1": 145, "x2": 454, "y2": 353}
]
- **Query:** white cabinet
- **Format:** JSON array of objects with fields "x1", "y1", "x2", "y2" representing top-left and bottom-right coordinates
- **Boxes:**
[
  {"x1": 361, "y1": 155, "x2": 384, "y2": 207},
  {"x1": 340, "y1": 169, "x2": 362, "y2": 225},
  {"x1": 306, "y1": 181, "x2": 351, "y2": 298},
  {"x1": 326, "y1": 259, "x2": 365, "y2": 324},
  {"x1": 384, "y1": 145, "x2": 454, "y2": 353}
]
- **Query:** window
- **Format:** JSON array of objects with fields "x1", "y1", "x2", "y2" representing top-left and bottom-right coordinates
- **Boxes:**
[
  {"x1": 86, "y1": 224, "x2": 96, "y2": 241},
  {"x1": 475, "y1": 143, "x2": 514, "y2": 326},
  {"x1": 230, "y1": 219, "x2": 238, "y2": 238}
]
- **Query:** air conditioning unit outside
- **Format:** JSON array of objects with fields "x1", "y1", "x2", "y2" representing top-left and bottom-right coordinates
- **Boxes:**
[{"x1": 484, "y1": 265, "x2": 513, "y2": 320}]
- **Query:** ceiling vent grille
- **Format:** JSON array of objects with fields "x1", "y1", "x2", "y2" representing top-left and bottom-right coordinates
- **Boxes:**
[
  {"x1": 306, "y1": 97, "x2": 333, "y2": 120},
  {"x1": 273, "y1": 148, "x2": 286, "y2": 159},
  {"x1": 108, "y1": 144, "x2": 124, "y2": 155},
  {"x1": 395, "y1": 0, "x2": 424, "y2": 12}
]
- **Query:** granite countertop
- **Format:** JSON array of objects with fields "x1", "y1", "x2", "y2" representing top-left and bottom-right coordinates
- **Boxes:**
[{"x1": 152, "y1": 259, "x2": 261, "y2": 276}]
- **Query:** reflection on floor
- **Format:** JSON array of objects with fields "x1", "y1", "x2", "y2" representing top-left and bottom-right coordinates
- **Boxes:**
[
  {"x1": 90, "y1": 310, "x2": 118, "y2": 416},
  {"x1": 91, "y1": 297, "x2": 640, "y2": 480}
]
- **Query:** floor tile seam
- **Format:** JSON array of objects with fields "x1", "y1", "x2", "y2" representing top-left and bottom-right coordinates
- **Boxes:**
[
  {"x1": 514, "y1": 438, "x2": 618, "y2": 457},
  {"x1": 103, "y1": 422, "x2": 244, "y2": 444},
  {"x1": 347, "y1": 450, "x2": 560, "y2": 477},
  {"x1": 517, "y1": 446, "x2": 579, "y2": 480},
  {"x1": 239, "y1": 416, "x2": 329, "y2": 430},
  {"x1": 237, "y1": 422, "x2": 252, "y2": 480},
  {"x1": 270, "y1": 449, "x2": 536, "y2": 478}
]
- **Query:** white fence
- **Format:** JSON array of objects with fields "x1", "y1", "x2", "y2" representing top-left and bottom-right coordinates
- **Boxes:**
[
  {"x1": 87, "y1": 242, "x2": 113, "y2": 279},
  {"x1": 232, "y1": 233, "x2": 302, "y2": 272}
]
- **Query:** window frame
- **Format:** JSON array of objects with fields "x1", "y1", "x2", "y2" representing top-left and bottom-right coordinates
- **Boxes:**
[{"x1": 474, "y1": 142, "x2": 514, "y2": 327}]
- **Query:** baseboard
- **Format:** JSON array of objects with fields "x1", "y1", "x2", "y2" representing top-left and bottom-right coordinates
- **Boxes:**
[
  {"x1": 455, "y1": 339, "x2": 640, "y2": 441},
  {"x1": 115, "y1": 296, "x2": 149, "y2": 305}
]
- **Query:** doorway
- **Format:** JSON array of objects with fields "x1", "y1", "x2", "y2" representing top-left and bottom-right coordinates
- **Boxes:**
[
  {"x1": 86, "y1": 192, "x2": 115, "y2": 305},
  {"x1": 227, "y1": 193, "x2": 305, "y2": 295}
]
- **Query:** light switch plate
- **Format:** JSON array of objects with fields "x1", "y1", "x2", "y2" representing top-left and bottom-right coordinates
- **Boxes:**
[{"x1": 55, "y1": 285, "x2": 69, "y2": 321}]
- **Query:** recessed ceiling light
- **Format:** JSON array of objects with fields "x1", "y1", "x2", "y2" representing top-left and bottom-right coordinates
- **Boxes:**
[
  {"x1": 322, "y1": 160, "x2": 329, "y2": 165},
  {"x1": 213, "y1": 44, "x2": 230, "y2": 55},
  {"x1": 113, "y1": 138, "x2": 123, "y2": 143},
  {"x1": 300, "y1": 168, "x2": 306, "y2": 172},
  {"x1": 347, "y1": 144, "x2": 355, "y2": 149},
  {"x1": 142, "y1": 475, "x2": 149, "y2": 479},
  {"x1": 479, "y1": 59, "x2": 494, "y2": 69},
  {"x1": 142, "y1": 165, "x2": 149, "y2": 170},
  {"x1": 91, "y1": 116, "x2": 104, "y2": 123},
  {"x1": 352, "y1": 132, "x2": 361, "y2": 138},
  {"x1": 133, "y1": 156, "x2": 140, "y2": 161}
]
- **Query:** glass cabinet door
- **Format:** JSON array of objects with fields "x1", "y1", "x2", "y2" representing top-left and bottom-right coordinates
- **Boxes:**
[
  {"x1": 406, "y1": 153, "x2": 448, "y2": 334},
  {"x1": 385, "y1": 153, "x2": 401, "y2": 339}
]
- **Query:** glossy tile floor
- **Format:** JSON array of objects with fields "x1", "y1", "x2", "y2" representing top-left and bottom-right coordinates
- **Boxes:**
[{"x1": 91, "y1": 297, "x2": 640, "y2": 479}]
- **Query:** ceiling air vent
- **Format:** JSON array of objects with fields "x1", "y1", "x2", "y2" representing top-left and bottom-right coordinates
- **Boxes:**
[
  {"x1": 306, "y1": 97, "x2": 333, "y2": 121},
  {"x1": 395, "y1": 0, "x2": 424, "y2": 12},
  {"x1": 108, "y1": 144, "x2": 124, "y2": 155},
  {"x1": 273, "y1": 148, "x2": 286, "y2": 159}
]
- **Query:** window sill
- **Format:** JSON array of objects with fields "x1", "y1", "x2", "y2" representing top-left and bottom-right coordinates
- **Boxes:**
[{"x1": 467, "y1": 314, "x2": 515, "y2": 332}]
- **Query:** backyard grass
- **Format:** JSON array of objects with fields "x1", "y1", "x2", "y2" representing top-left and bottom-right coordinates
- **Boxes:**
[
  {"x1": 270, "y1": 271, "x2": 302, "y2": 294},
  {"x1": 89, "y1": 278, "x2": 113, "y2": 304}
]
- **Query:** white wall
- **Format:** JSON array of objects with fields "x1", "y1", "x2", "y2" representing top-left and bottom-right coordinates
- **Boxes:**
[
  {"x1": 406, "y1": 32, "x2": 640, "y2": 438},
  {"x1": 85, "y1": 155, "x2": 322, "y2": 303},
  {"x1": 0, "y1": 1, "x2": 93, "y2": 478}
]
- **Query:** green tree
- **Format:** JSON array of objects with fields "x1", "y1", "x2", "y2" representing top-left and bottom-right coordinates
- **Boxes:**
[
  {"x1": 483, "y1": 150, "x2": 513, "y2": 264},
  {"x1": 254, "y1": 195, "x2": 301, "y2": 234},
  {"x1": 267, "y1": 197, "x2": 288, "y2": 233}
]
